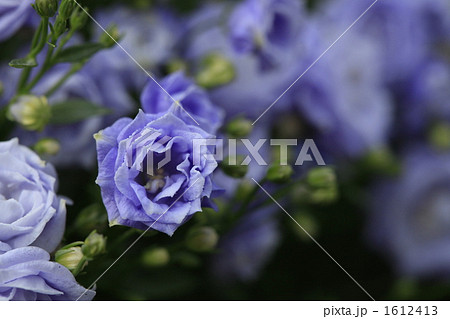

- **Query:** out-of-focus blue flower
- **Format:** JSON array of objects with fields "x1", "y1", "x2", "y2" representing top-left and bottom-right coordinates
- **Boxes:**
[
  {"x1": 0, "y1": 0, "x2": 35, "y2": 42},
  {"x1": 141, "y1": 71, "x2": 224, "y2": 134},
  {"x1": 95, "y1": 109, "x2": 220, "y2": 236},
  {"x1": 0, "y1": 138, "x2": 66, "y2": 253},
  {"x1": 12, "y1": 64, "x2": 128, "y2": 169},
  {"x1": 321, "y1": 0, "x2": 449, "y2": 84},
  {"x1": 368, "y1": 147, "x2": 450, "y2": 277},
  {"x1": 87, "y1": 6, "x2": 183, "y2": 94},
  {"x1": 0, "y1": 246, "x2": 95, "y2": 300},
  {"x1": 211, "y1": 206, "x2": 280, "y2": 282},
  {"x1": 229, "y1": 0, "x2": 303, "y2": 70},
  {"x1": 292, "y1": 23, "x2": 392, "y2": 157},
  {"x1": 184, "y1": 3, "x2": 318, "y2": 121}
]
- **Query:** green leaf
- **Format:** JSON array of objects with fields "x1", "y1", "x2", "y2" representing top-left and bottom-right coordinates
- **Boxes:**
[
  {"x1": 9, "y1": 57, "x2": 38, "y2": 68},
  {"x1": 50, "y1": 99, "x2": 111, "y2": 125},
  {"x1": 53, "y1": 43, "x2": 104, "y2": 63}
]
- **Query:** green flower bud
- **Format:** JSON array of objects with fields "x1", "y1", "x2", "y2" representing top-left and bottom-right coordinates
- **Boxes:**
[
  {"x1": 55, "y1": 247, "x2": 85, "y2": 272},
  {"x1": 34, "y1": 138, "x2": 60, "y2": 156},
  {"x1": 306, "y1": 167, "x2": 336, "y2": 189},
  {"x1": 81, "y1": 230, "x2": 107, "y2": 259},
  {"x1": 53, "y1": 17, "x2": 68, "y2": 38},
  {"x1": 34, "y1": 0, "x2": 58, "y2": 18},
  {"x1": 186, "y1": 227, "x2": 219, "y2": 253},
  {"x1": 306, "y1": 167, "x2": 338, "y2": 204},
  {"x1": 266, "y1": 164, "x2": 294, "y2": 183},
  {"x1": 8, "y1": 95, "x2": 51, "y2": 131},
  {"x1": 429, "y1": 122, "x2": 450, "y2": 150},
  {"x1": 100, "y1": 25, "x2": 121, "y2": 48},
  {"x1": 235, "y1": 180, "x2": 255, "y2": 201},
  {"x1": 70, "y1": 7, "x2": 88, "y2": 31},
  {"x1": 220, "y1": 155, "x2": 248, "y2": 178},
  {"x1": 291, "y1": 212, "x2": 319, "y2": 241},
  {"x1": 196, "y1": 53, "x2": 235, "y2": 89},
  {"x1": 141, "y1": 247, "x2": 170, "y2": 267},
  {"x1": 226, "y1": 117, "x2": 253, "y2": 138},
  {"x1": 166, "y1": 59, "x2": 187, "y2": 74},
  {"x1": 59, "y1": 0, "x2": 76, "y2": 19},
  {"x1": 361, "y1": 148, "x2": 400, "y2": 176}
]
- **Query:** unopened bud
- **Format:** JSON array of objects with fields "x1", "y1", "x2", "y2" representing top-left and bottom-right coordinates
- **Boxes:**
[
  {"x1": 306, "y1": 167, "x2": 336, "y2": 189},
  {"x1": 186, "y1": 227, "x2": 219, "y2": 253},
  {"x1": 34, "y1": 138, "x2": 60, "y2": 156},
  {"x1": 81, "y1": 230, "x2": 106, "y2": 259},
  {"x1": 55, "y1": 247, "x2": 85, "y2": 272},
  {"x1": 226, "y1": 117, "x2": 253, "y2": 138},
  {"x1": 220, "y1": 155, "x2": 248, "y2": 178},
  {"x1": 34, "y1": 0, "x2": 58, "y2": 18},
  {"x1": 306, "y1": 167, "x2": 338, "y2": 204},
  {"x1": 70, "y1": 7, "x2": 88, "y2": 31},
  {"x1": 141, "y1": 247, "x2": 170, "y2": 267},
  {"x1": 100, "y1": 25, "x2": 121, "y2": 48},
  {"x1": 196, "y1": 53, "x2": 235, "y2": 89},
  {"x1": 8, "y1": 95, "x2": 51, "y2": 131},
  {"x1": 266, "y1": 164, "x2": 293, "y2": 183},
  {"x1": 429, "y1": 122, "x2": 450, "y2": 150},
  {"x1": 58, "y1": 0, "x2": 75, "y2": 19}
]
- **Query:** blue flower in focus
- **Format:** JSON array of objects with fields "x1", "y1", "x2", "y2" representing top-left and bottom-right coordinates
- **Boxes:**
[
  {"x1": 211, "y1": 206, "x2": 280, "y2": 282},
  {"x1": 229, "y1": 0, "x2": 302, "y2": 69},
  {"x1": 0, "y1": 139, "x2": 66, "y2": 253},
  {"x1": 95, "y1": 109, "x2": 220, "y2": 236},
  {"x1": 141, "y1": 71, "x2": 224, "y2": 134},
  {"x1": 0, "y1": 246, "x2": 95, "y2": 300},
  {"x1": 368, "y1": 147, "x2": 450, "y2": 277},
  {"x1": 0, "y1": 0, "x2": 35, "y2": 42}
]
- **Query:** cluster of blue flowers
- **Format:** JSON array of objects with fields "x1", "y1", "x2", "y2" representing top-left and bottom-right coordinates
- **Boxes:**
[{"x1": 0, "y1": 0, "x2": 450, "y2": 300}]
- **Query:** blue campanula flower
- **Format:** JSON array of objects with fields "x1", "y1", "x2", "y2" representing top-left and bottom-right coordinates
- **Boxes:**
[
  {"x1": 184, "y1": 3, "x2": 318, "y2": 121},
  {"x1": 320, "y1": 0, "x2": 449, "y2": 84},
  {"x1": 292, "y1": 21, "x2": 392, "y2": 157},
  {"x1": 0, "y1": 138, "x2": 66, "y2": 253},
  {"x1": 141, "y1": 71, "x2": 224, "y2": 134},
  {"x1": 211, "y1": 206, "x2": 280, "y2": 282},
  {"x1": 229, "y1": 0, "x2": 303, "y2": 70},
  {"x1": 13, "y1": 64, "x2": 129, "y2": 169},
  {"x1": 0, "y1": 0, "x2": 35, "y2": 42},
  {"x1": 0, "y1": 246, "x2": 95, "y2": 300},
  {"x1": 368, "y1": 147, "x2": 450, "y2": 277},
  {"x1": 95, "y1": 109, "x2": 220, "y2": 236},
  {"x1": 87, "y1": 6, "x2": 183, "y2": 94}
]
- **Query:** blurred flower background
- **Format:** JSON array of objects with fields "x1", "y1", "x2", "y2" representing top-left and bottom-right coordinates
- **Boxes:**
[{"x1": 1, "y1": 0, "x2": 450, "y2": 300}]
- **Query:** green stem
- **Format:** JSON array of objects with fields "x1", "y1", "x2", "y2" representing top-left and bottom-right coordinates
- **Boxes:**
[
  {"x1": 72, "y1": 256, "x2": 88, "y2": 277},
  {"x1": 54, "y1": 29, "x2": 75, "y2": 58},
  {"x1": 24, "y1": 45, "x2": 55, "y2": 92},
  {"x1": 30, "y1": 18, "x2": 49, "y2": 57},
  {"x1": 45, "y1": 62, "x2": 84, "y2": 97}
]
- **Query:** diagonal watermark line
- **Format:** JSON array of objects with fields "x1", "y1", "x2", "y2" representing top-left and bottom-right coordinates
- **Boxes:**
[
  {"x1": 251, "y1": 178, "x2": 376, "y2": 301},
  {"x1": 72, "y1": 0, "x2": 200, "y2": 126},
  {"x1": 252, "y1": 0, "x2": 379, "y2": 126},
  {"x1": 76, "y1": 178, "x2": 201, "y2": 301}
]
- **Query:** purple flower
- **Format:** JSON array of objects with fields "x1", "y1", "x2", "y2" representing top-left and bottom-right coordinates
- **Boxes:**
[
  {"x1": 321, "y1": 0, "x2": 449, "y2": 84},
  {"x1": 141, "y1": 71, "x2": 224, "y2": 134},
  {"x1": 0, "y1": 139, "x2": 66, "y2": 253},
  {"x1": 87, "y1": 6, "x2": 183, "y2": 93},
  {"x1": 229, "y1": 0, "x2": 302, "y2": 69},
  {"x1": 292, "y1": 24, "x2": 392, "y2": 157},
  {"x1": 184, "y1": 3, "x2": 318, "y2": 121},
  {"x1": 368, "y1": 147, "x2": 450, "y2": 277},
  {"x1": 95, "y1": 109, "x2": 220, "y2": 236},
  {"x1": 0, "y1": 0, "x2": 35, "y2": 42},
  {"x1": 0, "y1": 246, "x2": 95, "y2": 300},
  {"x1": 211, "y1": 206, "x2": 280, "y2": 282}
]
